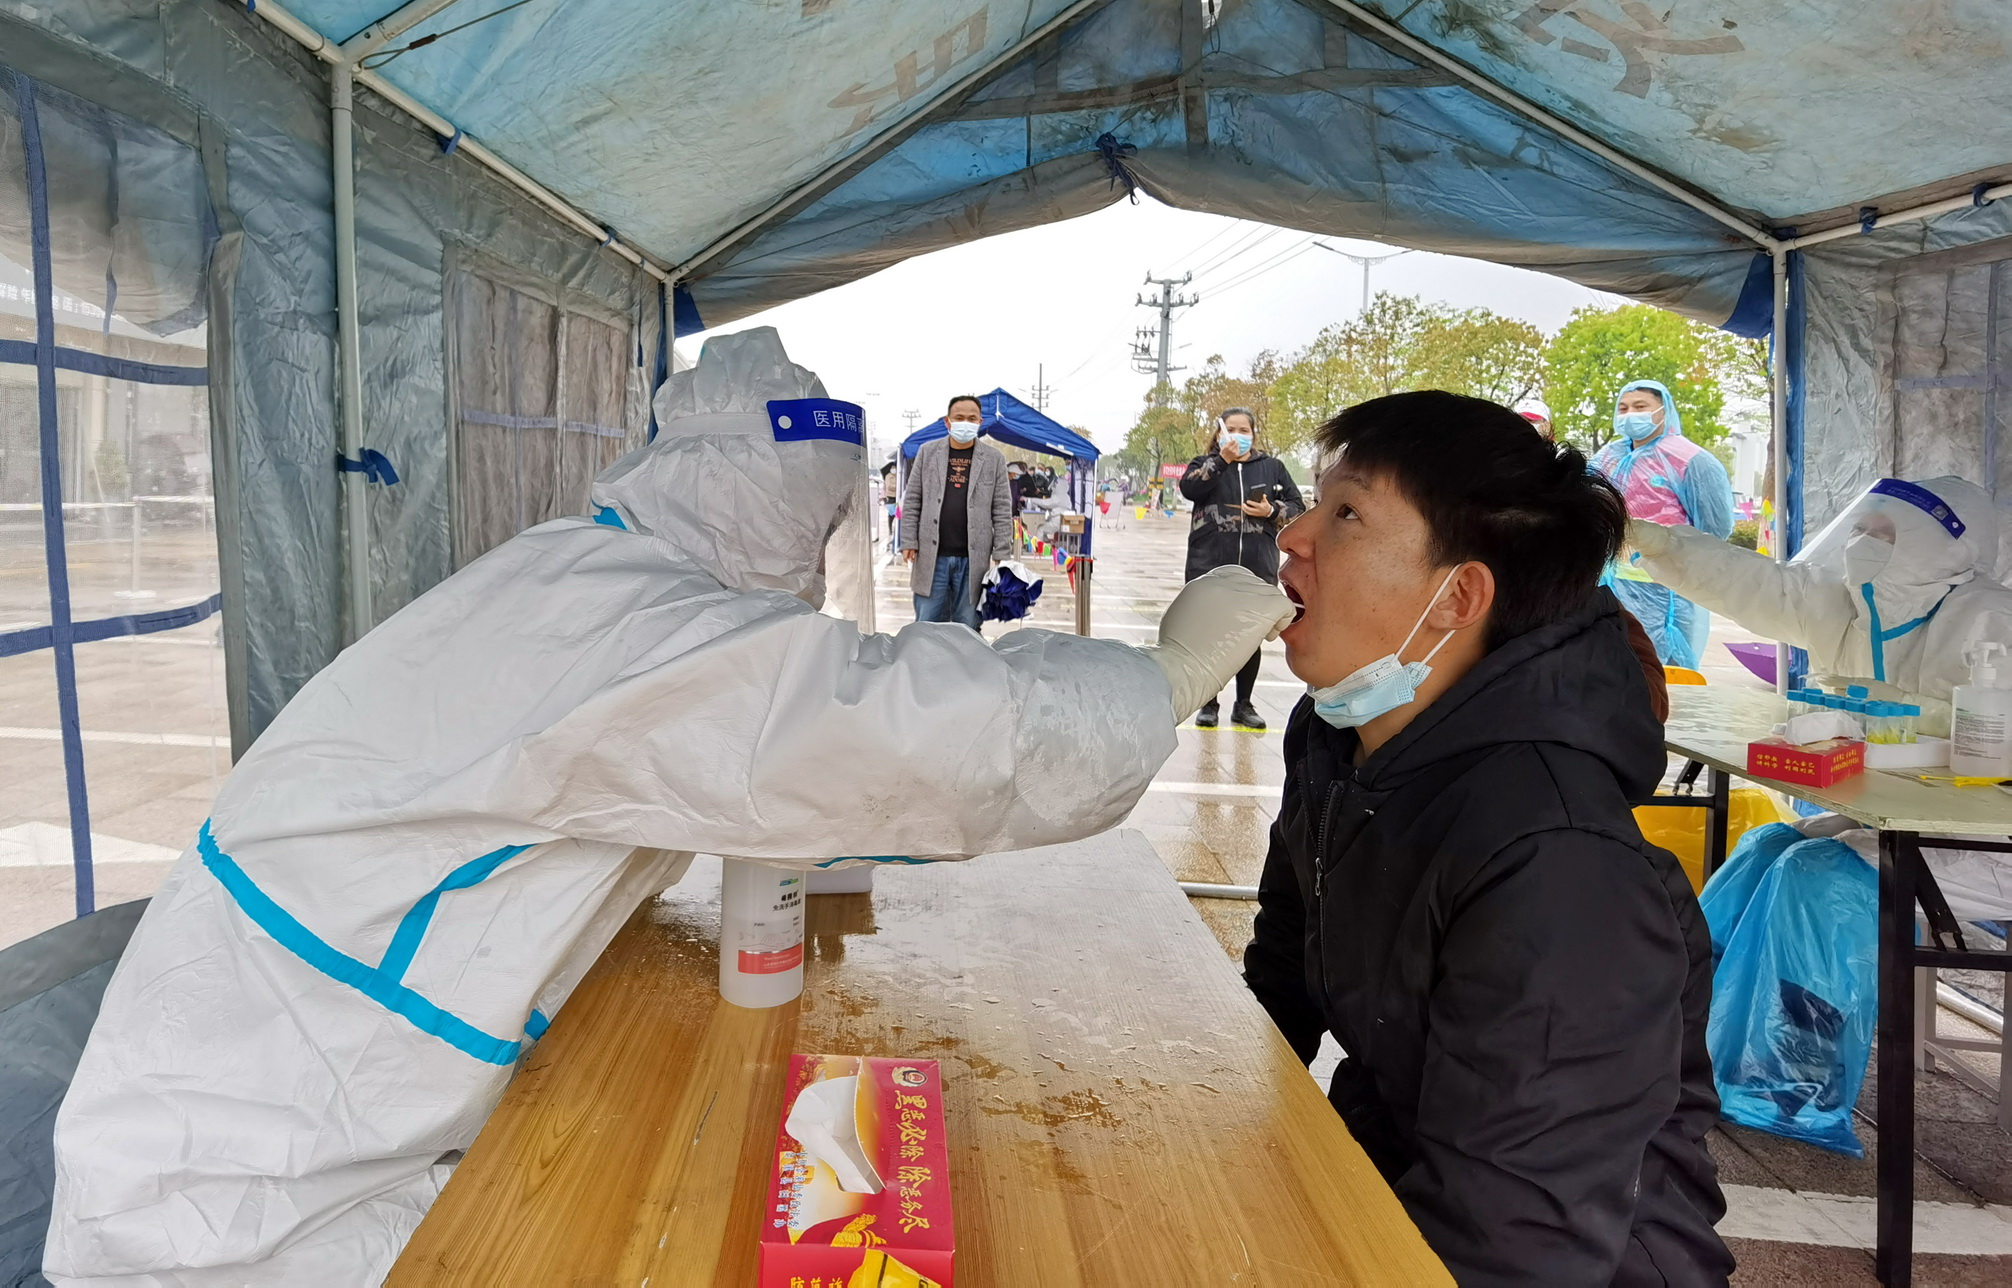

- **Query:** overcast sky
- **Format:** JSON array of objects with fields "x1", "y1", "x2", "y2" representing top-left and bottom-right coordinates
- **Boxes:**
[{"x1": 687, "y1": 196, "x2": 1622, "y2": 461}]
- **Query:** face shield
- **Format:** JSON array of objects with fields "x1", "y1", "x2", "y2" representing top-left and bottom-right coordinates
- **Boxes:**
[
  {"x1": 1794, "y1": 476, "x2": 1996, "y2": 679},
  {"x1": 818, "y1": 458, "x2": 875, "y2": 630}
]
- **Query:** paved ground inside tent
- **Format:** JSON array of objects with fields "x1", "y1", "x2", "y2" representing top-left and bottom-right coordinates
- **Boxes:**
[{"x1": 3, "y1": 502, "x2": 2006, "y2": 1281}]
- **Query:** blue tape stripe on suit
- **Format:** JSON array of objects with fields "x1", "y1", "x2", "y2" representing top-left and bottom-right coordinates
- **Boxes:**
[
  {"x1": 525, "y1": 1009, "x2": 551, "y2": 1040},
  {"x1": 197, "y1": 822, "x2": 525, "y2": 1066},
  {"x1": 0, "y1": 338, "x2": 207, "y2": 385},
  {"x1": 377, "y1": 843, "x2": 533, "y2": 984},
  {"x1": 19, "y1": 75, "x2": 93, "y2": 918},
  {"x1": 0, "y1": 592, "x2": 222, "y2": 659}
]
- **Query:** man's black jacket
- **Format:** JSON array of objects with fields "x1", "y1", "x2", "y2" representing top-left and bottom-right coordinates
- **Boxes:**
[
  {"x1": 1178, "y1": 449, "x2": 1303, "y2": 582},
  {"x1": 1244, "y1": 590, "x2": 1732, "y2": 1286}
]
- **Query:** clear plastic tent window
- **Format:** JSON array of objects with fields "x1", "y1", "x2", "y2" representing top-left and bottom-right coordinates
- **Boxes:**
[{"x1": 0, "y1": 64, "x2": 226, "y2": 941}]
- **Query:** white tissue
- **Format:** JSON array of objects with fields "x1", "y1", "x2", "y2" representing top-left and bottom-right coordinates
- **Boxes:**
[
  {"x1": 1780, "y1": 710, "x2": 1863, "y2": 746},
  {"x1": 784, "y1": 1075, "x2": 883, "y2": 1195}
]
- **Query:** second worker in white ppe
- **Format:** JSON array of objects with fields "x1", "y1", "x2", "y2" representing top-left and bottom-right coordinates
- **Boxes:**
[
  {"x1": 1629, "y1": 475, "x2": 2012, "y2": 707},
  {"x1": 44, "y1": 328, "x2": 1294, "y2": 1288}
]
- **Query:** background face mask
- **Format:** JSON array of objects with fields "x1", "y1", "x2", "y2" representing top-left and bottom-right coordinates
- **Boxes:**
[{"x1": 1614, "y1": 411, "x2": 1660, "y2": 441}]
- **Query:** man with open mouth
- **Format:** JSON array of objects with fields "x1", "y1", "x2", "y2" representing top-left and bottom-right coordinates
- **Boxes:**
[{"x1": 1245, "y1": 391, "x2": 1732, "y2": 1285}]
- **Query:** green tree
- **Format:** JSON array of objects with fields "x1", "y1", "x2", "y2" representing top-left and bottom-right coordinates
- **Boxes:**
[
  {"x1": 1110, "y1": 384, "x2": 1192, "y2": 480},
  {"x1": 1417, "y1": 309, "x2": 1546, "y2": 406},
  {"x1": 1264, "y1": 293, "x2": 1547, "y2": 450},
  {"x1": 1541, "y1": 303, "x2": 1728, "y2": 453}
]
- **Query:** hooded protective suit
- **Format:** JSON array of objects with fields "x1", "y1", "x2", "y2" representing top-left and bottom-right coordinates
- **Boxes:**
[
  {"x1": 1591, "y1": 381, "x2": 1735, "y2": 669},
  {"x1": 44, "y1": 329, "x2": 1288, "y2": 1287},
  {"x1": 1631, "y1": 475, "x2": 2012, "y2": 704}
]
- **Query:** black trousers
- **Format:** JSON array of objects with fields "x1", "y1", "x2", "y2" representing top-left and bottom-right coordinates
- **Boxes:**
[{"x1": 1208, "y1": 650, "x2": 1261, "y2": 706}]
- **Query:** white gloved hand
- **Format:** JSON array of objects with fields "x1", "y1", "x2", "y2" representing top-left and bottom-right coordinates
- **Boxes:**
[
  {"x1": 1628, "y1": 517, "x2": 1675, "y2": 559},
  {"x1": 1138, "y1": 566, "x2": 1298, "y2": 722}
]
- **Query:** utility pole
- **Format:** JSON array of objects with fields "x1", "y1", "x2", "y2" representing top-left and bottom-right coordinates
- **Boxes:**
[
  {"x1": 1132, "y1": 272, "x2": 1197, "y2": 406},
  {"x1": 902, "y1": 408, "x2": 922, "y2": 434},
  {"x1": 1312, "y1": 243, "x2": 1411, "y2": 315},
  {"x1": 1030, "y1": 364, "x2": 1053, "y2": 411}
]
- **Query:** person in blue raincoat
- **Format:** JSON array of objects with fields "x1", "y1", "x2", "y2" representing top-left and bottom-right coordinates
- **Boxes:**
[{"x1": 1591, "y1": 380, "x2": 1735, "y2": 668}]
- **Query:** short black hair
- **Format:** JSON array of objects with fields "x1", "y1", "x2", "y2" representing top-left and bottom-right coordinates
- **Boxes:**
[
  {"x1": 1316, "y1": 390, "x2": 1625, "y2": 650},
  {"x1": 946, "y1": 394, "x2": 982, "y2": 415}
]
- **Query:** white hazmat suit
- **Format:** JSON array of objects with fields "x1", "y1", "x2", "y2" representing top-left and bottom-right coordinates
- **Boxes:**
[
  {"x1": 1631, "y1": 476, "x2": 2012, "y2": 704},
  {"x1": 45, "y1": 329, "x2": 1292, "y2": 1286}
]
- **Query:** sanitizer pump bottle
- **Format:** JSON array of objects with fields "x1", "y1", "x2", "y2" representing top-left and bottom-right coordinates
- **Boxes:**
[
  {"x1": 1950, "y1": 642, "x2": 2012, "y2": 778},
  {"x1": 720, "y1": 859, "x2": 806, "y2": 1008}
]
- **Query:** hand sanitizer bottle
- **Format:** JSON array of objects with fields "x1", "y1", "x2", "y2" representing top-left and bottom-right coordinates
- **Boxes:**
[
  {"x1": 720, "y1": 859, "x2": 805, "y2": 1007},
  {"x1": 1950, "y1": 642, "x2": 2012, "y2": 778}
]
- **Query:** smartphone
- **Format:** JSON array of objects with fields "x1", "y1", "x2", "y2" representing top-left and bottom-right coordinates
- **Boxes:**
[{"x1": 1246, "y1": 486, "x2": 1272, "y2": 502}]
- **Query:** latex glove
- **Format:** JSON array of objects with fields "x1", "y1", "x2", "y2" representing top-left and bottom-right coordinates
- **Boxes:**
[
  {"x1": 1138, "y1": 566, "x2": 1298, "y2": 722},
  {"x1": 1628, "y1": 517, "x2": 1675, "y2": 559}
]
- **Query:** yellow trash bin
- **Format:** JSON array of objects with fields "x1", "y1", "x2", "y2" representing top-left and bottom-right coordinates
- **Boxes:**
[{"x1": 1635, "y1": 789, "x2": 1787, "y2": 894}]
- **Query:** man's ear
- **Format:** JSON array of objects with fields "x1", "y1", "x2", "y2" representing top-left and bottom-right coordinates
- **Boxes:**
[{"x1": 1434, "y1": 561, "x2": 1495, "y2": 631}]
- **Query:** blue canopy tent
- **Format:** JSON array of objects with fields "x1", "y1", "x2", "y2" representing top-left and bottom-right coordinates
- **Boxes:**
[{"x1": 6, "y1": 2, "x2": 2012, "y2": 1279}]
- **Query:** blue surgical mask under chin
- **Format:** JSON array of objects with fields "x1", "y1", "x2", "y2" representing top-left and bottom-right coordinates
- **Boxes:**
[
  {"x1": 1615, "y1": 411, "x2": 1661, "y2": 442},
  {"x1": 1308, "y1": 568, "x2": 1461, "y2": 730}
]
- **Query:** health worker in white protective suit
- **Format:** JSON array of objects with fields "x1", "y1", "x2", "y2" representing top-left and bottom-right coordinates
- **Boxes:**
[
  {"x1": 44, "y1": 328, "x2": 1294, "y2": 1288},
  {"x1": 1629, "y1": 475, "x2": 2012, "y2": 705}
]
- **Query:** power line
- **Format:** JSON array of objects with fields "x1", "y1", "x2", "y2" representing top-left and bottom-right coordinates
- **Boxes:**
[
  {"x1": 1204, "y1": 237, "x2": 1320, "y2": 297},
  {"x1": 1166, "y1": 219, "x2": 1249, "y2": 274},
  {"x1": 1187, "y1": 224, "x2": 1281, "y2": 281}
]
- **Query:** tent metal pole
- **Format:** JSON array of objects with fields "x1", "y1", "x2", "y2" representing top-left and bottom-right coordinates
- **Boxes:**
[
  {"x1": 241, "y1": 0, "x2": 671, "y2": 282},
  {"x1": 1783, "y1": 180, "x2": 2012, "y2": 251},
  {"x1": 341, "y1": 0, "x2": 468, "y2": 62},
  {"x1": 1313, "y1": 0, "x2": 1776, "y2": 251},
  {"x1": 1770, "y1": 246, "x2": 1789, "y2": 695},
  {"x1": 332, "y1": 63, "x2": 373, "y2": 641}
]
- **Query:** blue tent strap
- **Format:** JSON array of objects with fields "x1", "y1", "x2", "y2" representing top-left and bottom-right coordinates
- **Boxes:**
[
  {"x1": 1976, "y1": 183, "x2": 1996, "y2": 209},
  {"x1": 598, "y1": 224, "x2": 617, "y2": 248},
  {"x1": 17, "y1": 70, "x2": 94, "y2": 918},
  {"x1": 0, "y1": 339, "x2": 206, "y2": 385},
  {"x1": 0, "y1": 593, "x2": 223, "y2": 660},
  {"x1": 1858, "y1": 206, "x2": 1880, "y2": 234},
  {"x1": 438, "y1": 126, "x2": 464, "y2": 155},
  {"x1": 1095, "y1": 132, "x2": 1140, "y2": 204},
  {"x1": 337, "y1": 448, "x2": 400, "y2": 485}
]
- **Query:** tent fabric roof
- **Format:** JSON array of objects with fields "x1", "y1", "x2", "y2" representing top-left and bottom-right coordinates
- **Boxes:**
[
  {"x1": 279, "y1": 1, "x2": 2012, "y2": 335},
  {"x1": 900, "y1": 389, "x2": 1101, "y2": 461}
]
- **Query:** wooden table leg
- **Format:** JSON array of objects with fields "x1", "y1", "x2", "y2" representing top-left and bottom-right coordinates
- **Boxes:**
[{"x1": 1875, "y1": 830, "x2": 1916, "y2": 1286}]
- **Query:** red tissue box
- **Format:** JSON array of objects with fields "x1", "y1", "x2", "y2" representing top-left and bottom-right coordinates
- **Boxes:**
[
  {"x1": 758, "y1": 1054, "x2": 954, "y2": 1288},
  {"x1": 1746, "y1": 736, "x2": 1864, "y2": 788}
]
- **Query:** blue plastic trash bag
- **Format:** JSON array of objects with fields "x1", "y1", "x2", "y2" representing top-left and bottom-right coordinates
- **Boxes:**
[
  {"x1": 1699, "y1": 822, "x2": 1802, "y2": 965},
  {"x1": 1705, "y1": 832, "x2": 1878, "y2": 1155},
  {"x1": 980, "y1": 562, "x2": 1043, "y2": 623}
]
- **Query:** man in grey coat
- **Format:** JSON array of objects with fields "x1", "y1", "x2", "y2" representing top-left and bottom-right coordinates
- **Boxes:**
[{"x1": 901, "y1": 394, "x2": 1013, "y2": 628}]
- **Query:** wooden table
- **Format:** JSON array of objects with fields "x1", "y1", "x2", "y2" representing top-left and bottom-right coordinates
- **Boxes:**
[
  {"x1": 1664, "y1": 685, "x2": 2012, "y2": 1288},
  {"x1": 389, "y1": 830, "x2": 1450, "y2": 1286}
]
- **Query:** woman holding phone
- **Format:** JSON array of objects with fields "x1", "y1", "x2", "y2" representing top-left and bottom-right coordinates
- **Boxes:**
[{"x1": 1178, "y1": 407, "x2": 1305, "y2": 729}]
